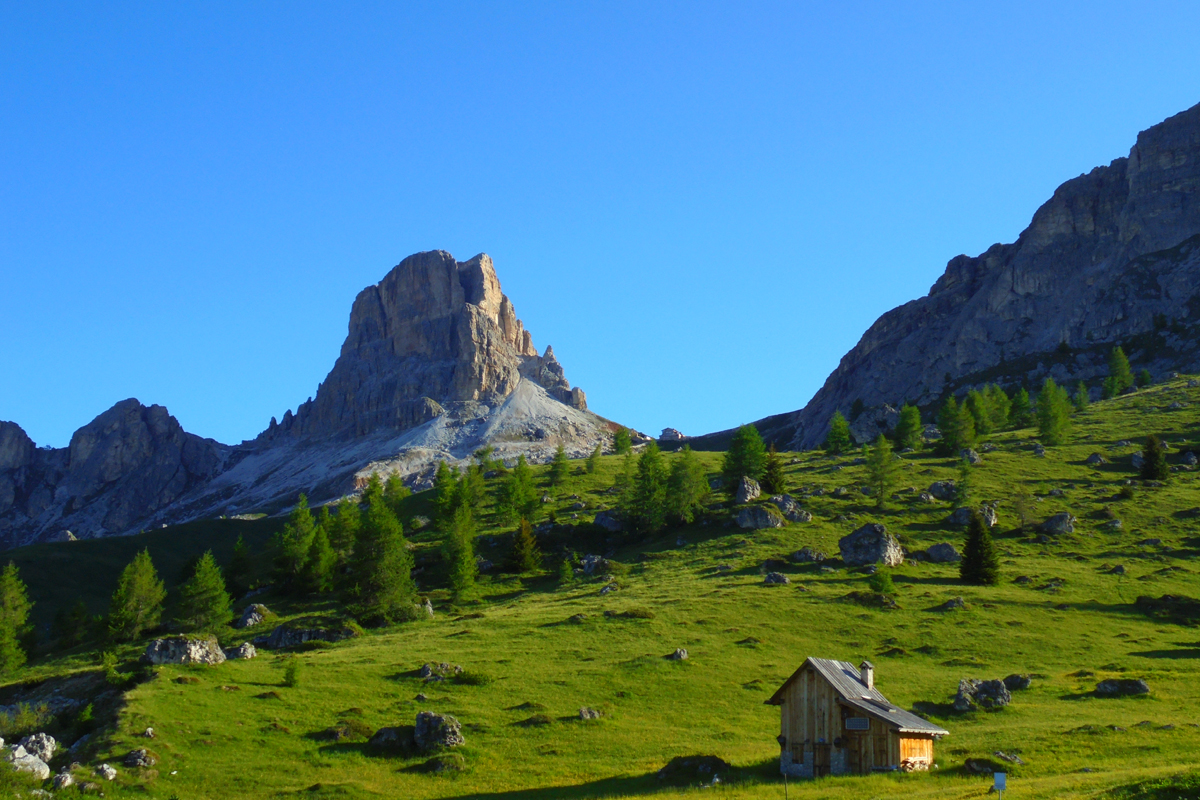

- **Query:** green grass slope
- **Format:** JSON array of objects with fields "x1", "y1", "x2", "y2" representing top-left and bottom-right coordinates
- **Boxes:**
[{"x1": 7, "y1": 378, "x2": 1200, "y2": 799}]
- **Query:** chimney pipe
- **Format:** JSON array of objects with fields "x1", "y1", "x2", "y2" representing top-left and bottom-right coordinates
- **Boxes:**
[{"x1": 860, "y1": 660, "x2": 875, "y2": 690}]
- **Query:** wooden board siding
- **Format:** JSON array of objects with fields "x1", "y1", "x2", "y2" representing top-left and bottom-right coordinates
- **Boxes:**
[
  {"x1": 899, "y1": 735, "x2": 934, "y2": 769},
  {"x1": 781, "y1": 667, "x2": 843, "y2": 762}
]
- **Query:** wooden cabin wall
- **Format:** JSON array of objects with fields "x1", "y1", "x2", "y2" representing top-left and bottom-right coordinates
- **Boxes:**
[
  {"x1": 899, "y1": 735, "x2": 934, "y2": 764},
  {"x1": 780, "y1": 667, "x2": 841, "y2": 762}
]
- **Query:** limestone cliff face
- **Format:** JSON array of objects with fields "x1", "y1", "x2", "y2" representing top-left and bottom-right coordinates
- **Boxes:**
[
  {"x1": 726, "y1": 101, "x2": 1200, "y2": 450},
  {"x1": 0, "y1": 401, "x2": 226, "y2": 545},
  {"x1": 263, "y1": 250, "x2": 585, "y2": 441}
]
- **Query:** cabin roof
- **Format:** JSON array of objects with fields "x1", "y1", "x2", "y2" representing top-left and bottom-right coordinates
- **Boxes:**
[{"x1": 765, "y1": 657, "x2": 949, "y2": 736}]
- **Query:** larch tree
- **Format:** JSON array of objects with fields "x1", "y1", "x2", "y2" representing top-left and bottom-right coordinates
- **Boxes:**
[
  {"x1": 108, "y1": 549, "x2": 166, "y2": 642},
  {"x1": 274, "y1": 494, "x2": 317, "y2": 592},
  {"x1": 176, "y1": 551, "x2": 233, "y2": 633},
  {"x1": 721, "y1": 424, "x2": 767, "y2": 490},
  {"x1": 825, "y1": 411, "x2": 852, "y2": 455},
  {"x1": 866, "y1": 434, "x2": 897, "y2": 509},
  {"x1": 0, "y1": 562, "x2": 32, "y2": 675},
  {"x1": 893, "y1": 404, "x2": 923, "y2": 450}
]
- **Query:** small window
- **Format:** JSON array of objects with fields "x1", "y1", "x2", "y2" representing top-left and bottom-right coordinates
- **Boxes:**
[{"x1": 845, "y1": 717, "x2": 870, "y2": 731}]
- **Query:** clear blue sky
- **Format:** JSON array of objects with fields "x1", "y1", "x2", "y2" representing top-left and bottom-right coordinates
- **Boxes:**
[{"x1": 3, "y1": 2, "x2": 1200, "y2": 448}]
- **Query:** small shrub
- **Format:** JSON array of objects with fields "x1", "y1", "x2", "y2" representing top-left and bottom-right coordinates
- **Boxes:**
[
  {"x1": 454, "y1": 670, "x2": 492, "y2": 686},
  {"x1": 867, "y1": 571, "x2": 895, "y2": 595},
  {"x1": 283, "y1": 658, "x2": 302, "y2": 688},
  {"x1": 1118, "y1": 485, "x2": 1136, "y2": 501}
]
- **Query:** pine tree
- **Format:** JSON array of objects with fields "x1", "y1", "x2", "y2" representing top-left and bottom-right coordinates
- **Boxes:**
[
  {"x1": 666, "y1": 445, "x2": 710, "y2": 524},
  {"x1": 508, "y1": 518, "x2": 542, "y2": 574},
  {"x1": 384, "y1": 472, "x2": 411, "y2": 514},
  {"x1": 1136, "y1": 368, "x2": 1153, "y2": 388},
  {"x1": 225, "y1": 535, "x2": 253, "y2": 600},
  {"x1": 1109, "y1": 346, "x2": 1134, "y2": 392},
  {"x1": 1141, "y1": 435, "x2": 1170, "y2": 481},
  {"x1": 613, "y1": 427, "x2": 633, "y2": 455},
  {"x1": 0, "y1": 562, "x2": 32, "y2": 675},
  {"x1": 893, "y1": 404, "x2": 923, "y2": 450},
  {"x1": 760, "y1": 443, "x2": 787, "y2": 494},
  {"x1": 176, "y1": 551, "x2": 233, "y2": 632},
  {"x1": 866, "y1": 434, "x2": 897, "y2": 509},
  {"x1": 960, "y1": 511, "x2": 1000, "y2": 585},
  {"x1": 721, "y1": 424, "x2": 767, "y2": 489},
  {"x1": 1010, "y1": 388, "x2": 1033, "y2": 428},
  {"x1": 303, "y1": 521, "x2": 336, "y2": 593},
  {"x1": 499, "y1": 455, "x2": 538, "y2": 525},
  {"x1": 349, "y1": 493, "x2": 417, "y2": 624},
  {"x1": 434, "y1": 462, "x2": 459, "y2": 527},
  {"x1": 626, "y1": 442, "x2": 669, "y2": 534},
  {"x1": 443, "y1": 505, "x2": 477, "y2": 601},
  {"x1": 586, "y1": 444, "x2": 601, "y2": 474},
  {"x1": 1036, "y1": 378, "x2": 1072, "y2": 446},
  {"x1": 1073, "y1": 382, "x2": 1090, "y2": 411},
  {"x1": 108, "y1": 549, "x2": 166, "y2": 642},
  {"x1": 825, "y1": 411, "x2": 852, "y2": 455},
  {"x1": 548, "y1": 444, "x2": 570, "y2": 488},
  {"x1": 274, "y1": 494, "x2": 317, "y2": 592},
  {"x1": 328, "y1": 497, "x2": 361, "y2": 567}
]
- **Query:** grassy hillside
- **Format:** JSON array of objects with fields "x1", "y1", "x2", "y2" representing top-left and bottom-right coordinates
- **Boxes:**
[{"x1": 6, "y1": 378, "x2": 1200, "y2": 798}]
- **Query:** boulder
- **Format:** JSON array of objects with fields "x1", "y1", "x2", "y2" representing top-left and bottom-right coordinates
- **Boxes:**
[
  {"x1": 224, "y1": 642, "x2": 257, "y2": 660},
  {"x1": 769, "y1": 494, "x2": 811, "y2": 522},
  {"x1": 1038, "y1": 513, "x2": 1077, "y2": 535},
  {"x1": 143, "y1": 635, "x2": 225, "y2": 665},
  {"x1": 5, "y1": 745, "x2": 50, "y2": 781},
  {"x1": 1095, "y1": 678, "x2": 1150, "y2": 697},
  {"x1": 124, "y1": 749, "x2": 157, "y2": 768},
  {"x1": 1085, "y1": 453, "x2": 1108, "y2": 466},
  {"x1": 932, "y1": 597, "x2": 966, "y2": 612},
  {"x1": 961, "y1": 448, "x2": 983, "y2": 465},
  {"x1": 1132, "y1": 452, "x2": 1145, "y2": 470},
  {"x1": 790, "y1": 547, "x2": 826, "y2": 563},
  {"x1": 667, "y1": 648, "x2": 688, "y2": 661},
  {"x1": 848, "y1": 404, "x2": 900, "y2": 445},
  {"x1": 947, "y1": 505, "x2": 998, "y2": 527},
  {"x1": 927, "y1": 481, "x2": 956, "y2": 501},
  {"x1": 1186, "y1": 451, "x2": 1199, "y2": 466},
  {"x1": 918, "y1": 491, "x2": 935, "y2": 503},
  {"x1": 579, "y1": 554, "x2": 608, "y2": 575},
  {"x1": 17, "y1": 733, "x2": 55, "y2": 762},
  {"x1": 735, "y1": 477, "x2": 761, "y2": 504},
  {"x1": 953, "y1": 678, "x2": 1011, "y2": 711},
  {"x1": 763, "y1": 572, "x2": 790, "y2": 585},
  {"x1": 53, "y1": 771, "x2": 74, "y2": 789},
  {"x1": 259, "y1": 625, "x2": 355, "y2": 650},
  {"x1": 95, "y1": 763, "x2": 118, "y2": 781},
  {"x1": 593, "y1": 510, "x2": 622, "y2": 533},
  {"x1": 414, "y1": 711, "x2": 464, "y2": 752},
  {"x1": 736, "y1": 505, "x2": 786, "y2": 530},
  {"x1": 367, "y1": 726, "x2": 406, "y2": 751},
  {"x1": 235, "y1": 603, "x2": 270, "y2": 628},
  {"x1": 1033, "y1": 443, "x2": 1046, "y2": 457},
  {"x1": 925, "y1": 543, "x2": 961, "y2": 563},
  {"x1": 1003, "y1": 674, "x2": 1033, "y2": 691},
  {"x1": 579, "y1": 707, "x2": 602, "y2": 720},
  {"x1": 838, "y1": 523, "x2": 903, "y2": 567}
]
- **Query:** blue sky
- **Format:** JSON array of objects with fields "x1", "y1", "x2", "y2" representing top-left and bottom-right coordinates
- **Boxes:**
[{"x1": 3, "y1": 2, "x2": 1200, "y2": 448}]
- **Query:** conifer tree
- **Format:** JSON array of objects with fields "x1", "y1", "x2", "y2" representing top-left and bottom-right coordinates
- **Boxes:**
[
  {"x1": 960, "y1": 511, "x2": 1000, "y2": 585},
  {"x1": 434, "y1": 462, "x2": 459, "y2": 527},
  {"x1": 548, "y1": 444, "x2": 570, "y2": 488},
  {"x1": 984, "y1": 384, "x2": 1012, "y2": 430},
  {"x1": 500, "y1": 455, "x2": 538, "y2": 525},
  {"x1": 893, "y1": 404, "x2": 923, "y2": 450},
  {"x1": 760, "y1": 443, "x2": 787, "y2": 494},
  {"x1": 1036, "y1": 378, "x2": 1072, "y2": 446},
  {"x1": 1011, "y1": 485, "x2": 1035, "y2": 532},
  {"x1": 1102, "y1": 375, "x2": 1120, "y2": 399},
  {"x1": 613, "y1": 451, "x2": 637, "y2": 511},
  {"x1": 1141, "y1": 434, "x2": 1170, "y2": 481},
  {"x1": 866, "y1": 434, "x2": 897, "y2": 509},
  {"x1": 443, "y1": 505, "x2": 477, "y2": 601},
  {"x1": 721, "y1": 424, "x2": 767, "y2": 489},
  {"x1": 108, "y1": 548, "x2": 166, "y2": 642},
  {"x1": 349, "y1": 492, "x2": 416, "y2": 624},
  {"x1": 1109, "y1": 346, "x2": 1134, "y2": 392},
  {"x1": 508, "y1": 518, "x2": 542, "y2": 574},
  {"x1": 53, "y1": 599, "x2": 91, "y2": 649},
  {"x1": 328, "y1": 497, "x2": 361, "y2": 566},
  {"x1": 458, "y1": 465, "x2": 486, "y2": 513},
  {"x1": 274, "y1": 494, "x2": 317, "y2": 592},
  {"x1": 966, "y1": 390, "x2": 992, "y2": 436},
  {"x1": 0, "y1": 562, "x2": 32, "y2": 675},
  {"x1": 1073, "y1": 382, "x2": 1090, "y2": 411},
  {"x1": 1010, "y1": 388, "x2": 1033, "y2": 428},
  {"x1": 225, "y1": 535, "x2": 253, "y2": 600},
  {"x1": 613, "y1": 426, "x2": 633, "y2": 455},
  {"x1": 303, "y1": 521, "x2": 336, "y2": 593},
  {"x1": 938, "y1": 397, "x2": 975, "y2": 454},
  {"x1": 666, "y1": 445, "x2": 710, "y2": 524},
  {"x1": 825, "y1": 411, "x2": 852, "y2": 455},
  {"x1": 586, "y1": 444, "x2": 601, "y2": 474},
  {"x1": 954, "y1": 458, "x2": 973, "y2": 506},
  {"x1": 176, "y1": 551, "x2": 232, "y2": 632},
  {"x1": 1136, "y1": 368, "x2": 1153, "y2": 388},
  {"x1": 626, "y1": 442, "x2": 668, "y2": 534},
  {"x1": 384, "y1": 472, "x2": 412, "y2": 514}
]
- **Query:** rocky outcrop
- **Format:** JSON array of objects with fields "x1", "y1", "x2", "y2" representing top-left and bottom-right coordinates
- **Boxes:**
[
  {"x1": 839, "y1": 523, "x2": 904, "y2": 567},
  {"x1": 694, "y1": 102, "x2": 1200, "y2": 450},
  {"x1": 414, "y1": 711, "x2": 464, "y2": 752},
  {"x1": 143, "y1": 635, "x2": 226, "y2": 665}
]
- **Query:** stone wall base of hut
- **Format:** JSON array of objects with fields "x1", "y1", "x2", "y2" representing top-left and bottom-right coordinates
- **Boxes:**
[{"x1": 779, "y1": 750, "x2": 813, "y2": 778}]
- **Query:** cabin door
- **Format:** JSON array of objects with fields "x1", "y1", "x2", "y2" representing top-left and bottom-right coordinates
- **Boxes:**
[
  {"x1": 846, "y1": 735, "x2": 862, "y2": 774},
  {"x1": 813, "y1": 744, "x2": 832, "y2": 777}
]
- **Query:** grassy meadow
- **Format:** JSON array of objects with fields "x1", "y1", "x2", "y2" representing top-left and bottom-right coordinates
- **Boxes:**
[{"x1": 6, "y1": 378, "x2": 1200, "y2": 798}]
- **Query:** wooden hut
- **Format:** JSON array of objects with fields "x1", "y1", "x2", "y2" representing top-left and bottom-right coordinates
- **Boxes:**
[{"x1": 765, "y1": 657, "x2": 948, "y2": 776}]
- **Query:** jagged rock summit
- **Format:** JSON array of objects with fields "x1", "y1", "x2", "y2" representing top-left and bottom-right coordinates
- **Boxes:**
[
  {"x1": 702, "y1": 100, "x2": 1200, "y2": 449},
  {"x1": 0, "y1": 251, "x2": 611, "y2": 547}
]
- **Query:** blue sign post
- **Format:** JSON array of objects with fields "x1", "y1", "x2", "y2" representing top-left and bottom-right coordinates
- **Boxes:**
[{"x1": 995, "y1": 772, "x2": 1007, "y2": 799}]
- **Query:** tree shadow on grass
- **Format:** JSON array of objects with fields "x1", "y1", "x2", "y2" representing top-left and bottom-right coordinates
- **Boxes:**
[{"x1": 1129, "y1": 644, "x2": 1200, "y2": 659}]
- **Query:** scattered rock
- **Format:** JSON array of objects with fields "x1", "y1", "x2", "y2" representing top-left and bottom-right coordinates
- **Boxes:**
[
  {"x1": 143, "y1": 635, "x2": 226, "y2": 665},
  {"x1": 414, "y1": 711, "x2": 465, "y2": 752},
  {"x1": 142, "y1": 728, "x2": 155, "y2": 739},
  {"x1": 17, "y1": 733, "x2": 55, "y2": 762},
  {"x1": 919, "y1": 491, "x2": 936, "y2": 503},
  {"x1": 1108, "y1": 564, "x2": 1126, "y2": 575},
  {"x1": 5, "y1": 745, "x2": 50, "y2": 781},
  {"x1": 1094, "y1": 678, "x2": 1150, "y2": 697},
  {"x1": 235, "y1": 603, "x2": 270, "y2": 628},
  {"x1": 1132, "y1": 452, "x2": 1145, "y2": 471},
  {"x1": 946, "y1": 505, "x2": 997, "y2": 527},
  {"x1": 1085, "y1": 453, "x2": 1108, "y2": 466},
  {"x1": 735, "y1": 477, "x2": 761, "y2": 504},
  {"x1": 994, "y1": 750, "x2": 1026, "y2": 765},
  {"x1": 769, "y1": 494, "x2": 811, "y2": 522},
  {"x1": 763, "y1": 572, "x2": 789, "y2": 585},
  {"x1": 367, "y1": 726, "x2": 407, "y2": 752},
  {"x1": 593, "y1": 510, "x2": 623, "y2": 532},
  {"x1": 932, "y1": 597, "x2": 966, "y2": 612},
  {"x1": 418, "y1": 662, "x2": 464, "y2": 680},
  {"x1": 954, "y1": 678, "x2": 1011, "y2": 711},
  {"x1": 927, "y1": 481, "x2": 956, "y2": 501},
  {"x1": 580, "y1": 554, "x2": 608, "y2": 575},
  {"x1": 925, "y1": 543, "x2": 962, "y2": 563},
  {"x1": 124, "y1": 749, "x2": 157, "y2": 768},
  {"x1": 839, "y1": 523, "x2": 904, "y2": 567},
  {"x1": 1185, "y1": 452, "x2": 1198, "y2": 466},
  {"x1": 1034, "y1": 443, "x2": 1046, "y2": 457},
  {"x1": 736, "y1": 505, "x2": 786, "y2": 530},
  {"x1": 579, "y1": 707, "x2": 602, "y2": 720},
  {"x1": 657, "y1": 755, "x2": 731, "y2": 785},
  {"x1": 667, "y1": 648, "x2": 688, "y2": 661},
  {"x1": 964, "y1": 757, "x2": 1005, "y2": 774},
  {"x1": 1038, "y1": 512, "x2": 1076, "y2": 535},
  {"x1": 790, "y1": 547, "x2": 826, "y2": 563},
  {"x1": 1003, "y1": 674, "x2": 1033, "y2": 691},
  {"x1": 599, "y1": 583, "x2": 618, "y2": 595},
  {"x1": 52, "y1": 771, "x2": 74, "y2": 789},
  {"x1": 258, "y1": 625, "x2": 356, "y2": 650},
  {"x1": 961, "y1": 448, "x2": 983, "y2": 465},
  {"x1": 95, "y1": 763, "x2": 118, "y2": 781},
  {"x1": 223, "y1": 642, "x2": 257, "y2": 660}
]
